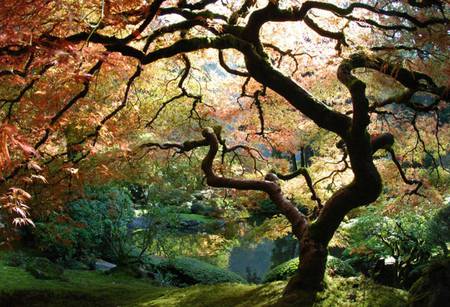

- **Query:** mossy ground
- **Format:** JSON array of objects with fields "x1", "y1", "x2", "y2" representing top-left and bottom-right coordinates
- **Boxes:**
[{"x1": 0, "y1": 252, "x2": 407, "y2": 307}]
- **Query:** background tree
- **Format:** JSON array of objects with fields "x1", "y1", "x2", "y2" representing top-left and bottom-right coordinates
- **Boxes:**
[{"x1": 0, "y1": 0, "x2": 448, "y2": 301}]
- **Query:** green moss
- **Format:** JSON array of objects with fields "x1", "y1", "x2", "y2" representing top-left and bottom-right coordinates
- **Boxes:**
[
  {"x1": 0, "y1": 255, "x2": 167, "y2": 307},
  {"x1": 263, "y1": 256, "x2": 357, "y2": 283},
  {"x1": 316, "y1": 276, "x2": 407, "y2": 307},
  {"x1": 0, "y1": 253, "x2": 407, "y2": 307},
  {"x1": 25, "y1": 257, "x2": 65, "y2": 280},
  {"x1": 146, "y1": 282, "x2": 285, "y2": 307}
]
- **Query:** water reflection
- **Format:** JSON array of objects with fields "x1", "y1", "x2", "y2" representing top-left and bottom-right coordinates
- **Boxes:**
[{"x1": 228, "y1": 235, "x2": 298, "y2": 283}]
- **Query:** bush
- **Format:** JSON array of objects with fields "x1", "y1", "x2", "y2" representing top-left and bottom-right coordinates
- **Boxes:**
[
  {"x1": 342, "y1": 205, "x2": 450, "y2": 288},
  {"x1": 263, "y1": 256, "x2": 357, "y2": 282},
  {"x1": 327, "y1": 256, "x2": 357, "y2": 277},
  {"x1": 34, "y1": 185, "x2": 134, "y2": 264},
  {"x1": 263, "y1": 257, "x2": 299, "y2": 283},
  {"x1": 151, "y1": 256, "x2": 246, "y2": 287}
]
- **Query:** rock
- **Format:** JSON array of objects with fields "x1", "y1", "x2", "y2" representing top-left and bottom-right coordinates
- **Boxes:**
[
  {"x1": 26, "y1": 257, "x2": 65, "y2": 280},
  {"x1": 95, "y1": 259, "x2": 117, "y2": 271}
]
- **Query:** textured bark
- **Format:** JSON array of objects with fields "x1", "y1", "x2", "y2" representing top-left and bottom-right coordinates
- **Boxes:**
[{"x1": 285, "y1": 229, "x2": 328, "y2": 294}]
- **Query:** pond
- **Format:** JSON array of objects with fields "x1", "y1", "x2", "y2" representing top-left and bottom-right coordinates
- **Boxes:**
[{"x1": 228, "y1": 235, "x2": 298, "y2": 283}]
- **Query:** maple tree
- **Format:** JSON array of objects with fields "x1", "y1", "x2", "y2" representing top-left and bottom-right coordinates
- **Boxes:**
[{"x1": 0, "y1": 0, "x2": 449, "y2": 300}]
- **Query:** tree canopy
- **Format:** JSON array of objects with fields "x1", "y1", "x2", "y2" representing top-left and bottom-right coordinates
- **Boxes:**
[{"x1": 0, "y1": 0, "x2": 449, "y2": 299}]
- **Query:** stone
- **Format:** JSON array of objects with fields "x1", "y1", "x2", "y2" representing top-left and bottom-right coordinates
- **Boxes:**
[{"x1": 95, "y1": 259, "x2": 117, "y2": 271}]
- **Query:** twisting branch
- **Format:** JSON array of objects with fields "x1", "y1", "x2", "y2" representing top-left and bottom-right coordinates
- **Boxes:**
[
  {"x1": 218, "y1": 50, "x2": 249, "y2": 77},
  {"x1": 411, "y1": 113, "x2": 438, "y2": 170},
  {"x1": 178, "y1": 0, "x2": 219, "y2": 11},
  {"x1": 314, "y1": 150, "x2": 349, "y2": 188},
  {"x1": 303, "y1": 14, "x2": 347, "y2": 50},
  {"x1": 387, "y1": 148, "x2": 423, "y2": 196},
  {"x1": 1, "y1": 62, "x2": 54, "y2": 120},
  {"x1": 229, "y1": 0, "x2": 257, "y2": 24},
  {"x1": 214, "y1": 127, "x2": 266, "y2": 173},
  {"x1": 146, "y1": 53, "x2": 202, "y2": 128},
  {"x1": 263, "y1": 43, "x2": 312, "y2": 73},
  {"x1": 140, "y1": 127, "x2": 308, "y2": 239},
  {"x1": 34, "y1": 60, "x2": 103, "y2": 149},
  {"x1": 434, "y1": 110, "x2": 449, "y2": 172},
  {"x1": 253, "y1": 88, "x2": 265, "y2": 135},
  {"x1": 201, "y1": 128, "x2": 308, "y2": 239},
  {"x1": 2, "y1": 60, "x2": 103, "y2": 182},
  {"x1": 121, "y1": 0, "x2": 165, "y2": 43},
  {"x1": 0, "y1": 52, "x2": 35, "y2": 78},
  {"x1": 140, "y1": 138, "x2": 208, "y2": 153}
]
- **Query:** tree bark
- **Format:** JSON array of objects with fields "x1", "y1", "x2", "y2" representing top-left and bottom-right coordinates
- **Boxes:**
[{"x1": 285, "y1": 229, "x2": 328, "y2": 294}]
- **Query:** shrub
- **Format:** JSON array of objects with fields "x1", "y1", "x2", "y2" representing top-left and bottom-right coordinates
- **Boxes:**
[
  {"x1": 34, "y1": 185, "x2": 134, "y2": 264},
  {"x1": 343, "y1": 205, "x2": 449, "y2": 288},
  {"x1": 263, "y1": 257, "x2": 299, "y2": 282},
  {"x1": 327, "y1": 256, "x2": 357, "y2": 277},
  {"x1": 151, "y1": 256, "x2": 246, "y2": 287},
  {"x1": 263, "y1": 256, "x2": 356, "y2": 282}
]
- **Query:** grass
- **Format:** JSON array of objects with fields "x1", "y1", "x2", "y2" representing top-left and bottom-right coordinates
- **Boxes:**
[{"x1": 0, "y1": 252, "x2": 407, "y2": 307}]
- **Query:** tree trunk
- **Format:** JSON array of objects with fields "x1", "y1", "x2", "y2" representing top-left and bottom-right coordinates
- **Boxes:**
[{"x1": 284, "y1": 230, "x2": 328, "y2": 295}]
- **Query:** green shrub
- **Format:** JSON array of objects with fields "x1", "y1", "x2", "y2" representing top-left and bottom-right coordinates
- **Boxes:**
[
  {"x1": 426, "y1": 205, "x2": 450, "y2": 255},
  {"x1": 263, "y1": 256, "x2": 356, "y2": 282},
  {"x1": 263, "y1": 257, "x2": 299, "y2": 282},
  {"x1": 343, "y1": 205, "x2": 449, "y2": 288},
  {"x1": 34, "y1": 185, "x2": 134, "y2": 264},
  {"x1": 327, "y1": 256, "x2": 357, "y2": 277},
  {"x1": 152, "y1": 256, "x2": 246, "y2": 286}
]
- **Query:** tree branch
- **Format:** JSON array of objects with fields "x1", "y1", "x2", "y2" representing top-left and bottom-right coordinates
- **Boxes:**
[{"x1": 276, "y1": 168, "x2": 322, "y2": 209}]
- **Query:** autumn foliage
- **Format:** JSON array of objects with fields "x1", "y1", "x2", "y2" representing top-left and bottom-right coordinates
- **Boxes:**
[{"x1": 0, "y1": 0, "x2": 449, "y2": 297}]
